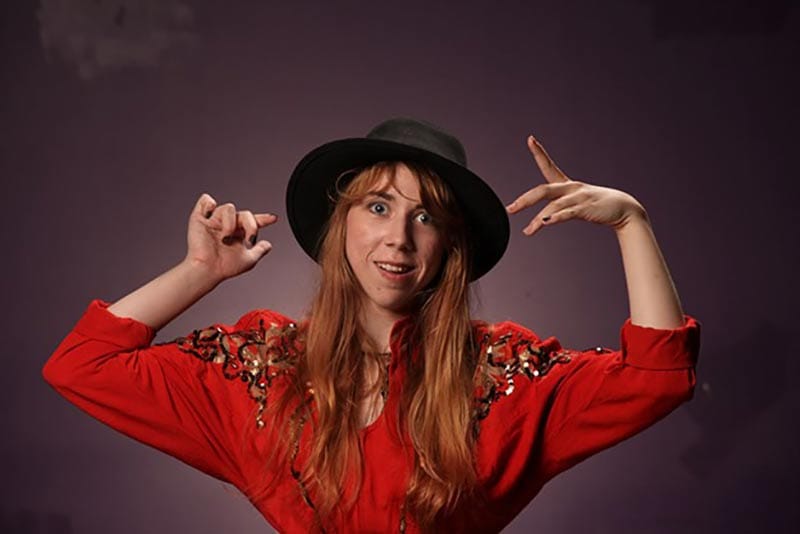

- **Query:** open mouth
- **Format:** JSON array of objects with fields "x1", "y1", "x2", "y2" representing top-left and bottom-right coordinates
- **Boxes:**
[{"x1": 375, "y1": 262, "x2": 414, "y2": 274}]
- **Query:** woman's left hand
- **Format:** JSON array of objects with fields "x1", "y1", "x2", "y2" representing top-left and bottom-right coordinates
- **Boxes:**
[{"x1": 506, "y1": 135, "x2": 647, "y2": 235}]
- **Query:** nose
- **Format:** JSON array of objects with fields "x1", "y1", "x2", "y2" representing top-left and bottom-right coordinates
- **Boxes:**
[{"x1": 384, "y1": 214, "x2": 415, "y2": 251}]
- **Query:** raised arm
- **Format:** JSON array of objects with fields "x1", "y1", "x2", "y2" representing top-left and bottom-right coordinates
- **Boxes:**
[
  {"x1": 109, "y1": 193, "x2": 276, "y2": 329},
  {"x1": 506, "y1": 135, "x2": 684, "y2": 329},
  {"x1": 43, "y1": 193, "x2": 283, "y2": 486},
  {"x1": 614, "y1": 212, "x2": 684, "y2": 328}
]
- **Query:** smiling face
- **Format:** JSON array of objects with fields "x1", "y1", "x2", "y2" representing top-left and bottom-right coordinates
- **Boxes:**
[{"x1": 344, "y1": 163, "x2": 446, "y2": 317}]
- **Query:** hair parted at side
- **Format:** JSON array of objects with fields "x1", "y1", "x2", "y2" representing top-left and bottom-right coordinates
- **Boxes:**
[{"x1": 246, "y1": 161, "x2": 484, "y2": 533}]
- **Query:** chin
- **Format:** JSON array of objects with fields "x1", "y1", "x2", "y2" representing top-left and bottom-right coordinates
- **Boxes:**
[{"x1": 365, "y1": 296, "x2": 414, "y2": 316}]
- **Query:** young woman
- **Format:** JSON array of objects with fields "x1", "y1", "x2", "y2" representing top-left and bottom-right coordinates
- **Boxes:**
[{"x1": 43, "y1": 118, "x2": 701, "y2": 533}]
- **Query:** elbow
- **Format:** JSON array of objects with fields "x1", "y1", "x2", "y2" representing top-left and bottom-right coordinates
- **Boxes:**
[
  {"x1": 650, "y1": 368, "x2": 697, "y2": 416},
  {"x1": 683, "y1": 369, "x2": 697, "y2": 402},
  {"x1": 42, "y1": 353, "x2": 70, "y2": 390},
  {"x1": 676, "y1": 367, "x2": 697, "y2": 403},
  {"x1": 42, "y1": 333, "x2": 117, "y2": 390},
  {"x1": 42, "y1": 346, "x2": 90, "y2": 391}
]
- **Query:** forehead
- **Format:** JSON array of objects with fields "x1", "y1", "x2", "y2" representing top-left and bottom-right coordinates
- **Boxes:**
[{"x1": 360, "y1": 163, "x2": 422, "y2": 202}]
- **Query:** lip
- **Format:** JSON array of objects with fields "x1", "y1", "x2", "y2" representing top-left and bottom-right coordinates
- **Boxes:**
[{"x1": 374, "y1": 261, "x2": 416, "y2": 281}]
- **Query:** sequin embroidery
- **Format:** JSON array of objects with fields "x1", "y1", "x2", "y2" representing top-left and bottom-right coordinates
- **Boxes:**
[
  {"x1": 287, "y1": 398, "x2": 326, "y2": 533},
  {"x1": 162, "y1": 318, "x2": 302, "y2": 429},
  {"x1": 472, "y1": 328, "x2": 573, "y2": 430},
  {"x1": 164, "y1": 317, "x2": 586, "y2": 532}
]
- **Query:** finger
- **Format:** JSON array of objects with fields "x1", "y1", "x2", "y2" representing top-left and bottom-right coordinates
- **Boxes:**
[
  {"x1": 217, "y1": 203, "x2": 238, "y2": 240},
  {"x1": 254, "y1": 213, "x2": 278, "y2": 228},
  {"x1": 243, "y1": 213, "x2": 278, "y2": 248},
  {"x1": 244, "y1": 239, "x2": 273, "y2": 263},
  {"x1": 193, "y1": 193, "x2": 218, "y2": 219},
  {"x1": 527, "y1": 135, "x2": 569, "y2": 183},
  {"x1": 506, "y1": 184, "x2": 547, "y2": 214},
  {"x1": 523, "y1": 202, "x2": 583, "y2": 236},
  {"x1": 506, "y1": 182, "x2": 572, "y2": 214},
  {"x1": 237, "y1": 210, "x2": 259, "y2": 247},
  {"x1": 521, "y1": 194, "x2": 580, "y2": 235}
]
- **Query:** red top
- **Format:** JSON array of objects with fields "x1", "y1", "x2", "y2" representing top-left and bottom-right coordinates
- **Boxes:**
[{"x1": 42, "y1": 300, "x2": 701, "y2": 533}]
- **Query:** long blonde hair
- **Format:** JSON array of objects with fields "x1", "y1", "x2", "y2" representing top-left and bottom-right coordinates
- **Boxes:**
[{"x1": 252, "y1": 161, "x2": 481, "y2": 531}]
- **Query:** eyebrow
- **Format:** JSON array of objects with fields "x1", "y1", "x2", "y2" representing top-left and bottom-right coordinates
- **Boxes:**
[{"x1": 365, "y1": 191, "x2": 424, "y2": 210}]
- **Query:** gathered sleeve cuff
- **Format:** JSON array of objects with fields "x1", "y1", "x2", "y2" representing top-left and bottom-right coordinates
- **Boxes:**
[
  {"x1": 621, "y1": 315, "x2": 700, "y2": 370},
  {"x1": 73, "y1": 299, "x2": 157, "y2": 347}
]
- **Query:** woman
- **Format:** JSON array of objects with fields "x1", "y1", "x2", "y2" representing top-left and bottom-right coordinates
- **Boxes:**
[{"x1": 43, "y1": 118, "x2": 701, "y2": 533}]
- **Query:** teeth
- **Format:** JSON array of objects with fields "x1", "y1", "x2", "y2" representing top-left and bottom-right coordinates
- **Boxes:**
[{"x1": 377, "y1": 262, "x2": 412, "y2": 273}]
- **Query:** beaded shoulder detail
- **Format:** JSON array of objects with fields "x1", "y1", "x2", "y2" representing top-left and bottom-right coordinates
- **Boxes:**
[
  {"x1": 472, "y1": 324, "x2": 574, "y2": 427},
  {"x1": 158, "y1": 315, "x2": 302, "y2": 429}
]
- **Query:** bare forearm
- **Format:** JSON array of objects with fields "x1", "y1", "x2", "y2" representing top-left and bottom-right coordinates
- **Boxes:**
[
  {"x1": 615, "y1": 213, "x2": 685, "y2": 329},
  {"x1": 107, "y1": 260, "x2": 221, "y2": 331}
]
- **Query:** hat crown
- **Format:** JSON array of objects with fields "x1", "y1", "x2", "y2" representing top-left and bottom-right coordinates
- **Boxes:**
[{"x1": 366, "y1": 118, "x2": 468, "y2": 167}]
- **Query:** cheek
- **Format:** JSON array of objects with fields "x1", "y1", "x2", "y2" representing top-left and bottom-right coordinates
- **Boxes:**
[
  {"x1": 344, "y1": 212, "x2": 375, "y2": 262},
  {"x1": 343, "y1": 213, "x2": 357, "y2": 265},
  {"x1": 422, "y1": 235, "x2": 446, "y2": 275}
]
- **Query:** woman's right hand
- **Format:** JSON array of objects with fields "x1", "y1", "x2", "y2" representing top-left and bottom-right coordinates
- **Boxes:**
[{"x1": 183, "y1": 193, "x2": 277, "y2": 283}]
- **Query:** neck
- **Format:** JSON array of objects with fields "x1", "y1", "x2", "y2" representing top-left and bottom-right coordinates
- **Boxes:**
[{"x1": 359, "y1": 301, "x2": 409, "y2": 353}]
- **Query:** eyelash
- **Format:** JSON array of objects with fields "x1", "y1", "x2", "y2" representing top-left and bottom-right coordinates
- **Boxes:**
[
  {"x1": 416, "y1": 212, "x2": 432, "y2": 224},
  {"x1": 368, "y1": 201, "x2": 388, "y2": 215},
  {"x1": 367, "y1": 202, "x2": 433, "y2": 224}
]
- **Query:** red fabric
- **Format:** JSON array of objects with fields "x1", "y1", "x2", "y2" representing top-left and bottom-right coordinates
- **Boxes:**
[{"x1": 43, "y1": 300, "x2": 700, "y2": 533}]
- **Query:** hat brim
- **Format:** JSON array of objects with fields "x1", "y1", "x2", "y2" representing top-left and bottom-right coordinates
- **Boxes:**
[{"x1": 286, "y1": 137, "x2": 509, "y2": 281}]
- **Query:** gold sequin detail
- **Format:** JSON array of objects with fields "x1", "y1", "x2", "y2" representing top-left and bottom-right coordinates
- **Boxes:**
[
  {"x1": 164, "y1": 318, "x2": 302, "y2": 430},
  {"x1": 399, "y1": 493, "x2": 408, "y2": 533},
  {"x1": 378, "y1": 351, "x2": 392, "y2": 402},
  {"x1": 287, "y1": 398, "x2": 327, "y2": 533},
  {"x1": 472, "y1": 329, "x2": 573, "y2": 434}
]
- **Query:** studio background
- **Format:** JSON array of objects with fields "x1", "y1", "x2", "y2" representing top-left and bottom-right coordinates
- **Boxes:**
[{"x1": 2, "y1": 1, "x2": 798, "y2": 532}]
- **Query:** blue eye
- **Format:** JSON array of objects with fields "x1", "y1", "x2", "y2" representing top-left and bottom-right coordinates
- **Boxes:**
[
  {"x1": 415, "y1": 212, "x2": 433, "y2": 224},
  {"x1": 368, "y1": 202, "x2": 388, "y2": 215}
]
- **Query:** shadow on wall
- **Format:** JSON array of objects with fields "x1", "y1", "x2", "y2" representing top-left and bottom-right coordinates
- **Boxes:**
[
  {"x1": 37, "y1": 0, "x2": 197, "y2": 80},
  {"x1": 0, "y1": 508, "x2": 73, "y2": 534}
]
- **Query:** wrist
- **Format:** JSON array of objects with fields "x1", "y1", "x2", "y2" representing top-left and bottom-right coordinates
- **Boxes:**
[
  {"x1": 614, "y1": 205, "x2": 650, "y2": 234},
  {"x1": 177, "y1": 259, "x2": 225, "y2": 293}
]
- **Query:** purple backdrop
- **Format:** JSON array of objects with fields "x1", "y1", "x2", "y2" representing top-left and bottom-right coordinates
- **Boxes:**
[{"x1": 3, "y1": 0, "x2": 799, "y2": 532}]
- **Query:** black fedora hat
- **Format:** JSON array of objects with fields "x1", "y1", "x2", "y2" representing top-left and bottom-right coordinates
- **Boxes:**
[{"x1": 286, "y1": 118, "x2": 509, "y2": 281}]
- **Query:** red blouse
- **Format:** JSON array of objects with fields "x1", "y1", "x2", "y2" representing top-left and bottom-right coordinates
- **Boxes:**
[{"x1": 42, "y1": 300, "x2": 701, "y2": 533}]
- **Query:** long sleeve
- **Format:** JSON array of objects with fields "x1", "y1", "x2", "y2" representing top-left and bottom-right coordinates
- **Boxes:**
[
  {"x1": 42, "y1": 299, "x2": 294, "y2": 488},
  {"x1": 536, "y1": 315, "x2": 699, "y2": 478},
  {"x1": 463, "y1": 314, "x2": 701, "y2": 532}
]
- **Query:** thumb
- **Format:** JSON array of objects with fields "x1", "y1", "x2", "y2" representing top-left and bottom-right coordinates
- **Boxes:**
[{"x1": 245, "y1": 240, "x2": 273, "y2": 263}]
